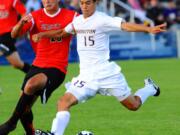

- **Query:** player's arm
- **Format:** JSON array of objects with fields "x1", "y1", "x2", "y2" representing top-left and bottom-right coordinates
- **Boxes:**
[
  {"x1": 32, "y1": 22, "x2": 75, "y2": 43},
  {"x1": 32, "y1": 29, "x2": 70, "y2": 43},
  {"x1": 121, "y1": 22, "x2": 167, "y2": 34},
  {"x1": 14, "y1": 0, "x2": 26, "y2": 16},
  {"x1": 11, "y1": 14, "x2": 32, "y2": 38}
]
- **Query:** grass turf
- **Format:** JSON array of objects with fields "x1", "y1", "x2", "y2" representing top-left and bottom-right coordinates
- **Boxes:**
[{"x1": 0, "y1": 58, "x2": 180, "y2": 135}]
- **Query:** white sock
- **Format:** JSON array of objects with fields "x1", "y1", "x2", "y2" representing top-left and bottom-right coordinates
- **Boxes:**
[
  {"x1": 134, "y1": 85, "x2": 156, "y2": 104},
  {"x1": 51, "y1": 111, "x2": 70, "y2": 135}
]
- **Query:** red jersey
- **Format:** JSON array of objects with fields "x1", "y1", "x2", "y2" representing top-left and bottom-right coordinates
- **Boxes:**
[
  {"x1": 21, "y1": 8, "x2": 77, "y2": 73},
  {"x1": 0, "y1": 0, "x2": 26, "y2": 35}
]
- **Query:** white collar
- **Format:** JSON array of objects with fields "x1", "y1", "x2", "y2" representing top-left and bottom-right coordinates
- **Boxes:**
[
  {"x1": 82, "y1": 11, "x2": 97, "y2": 22},
  {"x1": 43, "y1": 8, "x2": 61, "y2": 18}
]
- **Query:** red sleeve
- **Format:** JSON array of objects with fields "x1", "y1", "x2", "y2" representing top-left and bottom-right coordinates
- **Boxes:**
[
  {"x1": 14, "y1": 0, "x2": 27, "y2": 16},
  {"x1": 20, "y1": 22, "x2": 32, "y2": 36},
  {"x1": 19, "y1": 12, "x2": 35, "y2": 35}
]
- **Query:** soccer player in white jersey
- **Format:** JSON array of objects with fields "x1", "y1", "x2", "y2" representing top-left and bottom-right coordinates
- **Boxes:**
[{"x1": 33, "y1": 0, "x2": 166, "y2": 135}]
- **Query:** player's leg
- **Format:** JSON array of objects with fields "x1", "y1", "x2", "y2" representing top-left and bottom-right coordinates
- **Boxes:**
[
  {"x1": 51, "y1": 93, "x2": 78, "y2": 135},
  {"x1": 120, "y1": 77, "x2": 160, "y2": 111},
  {"x1": 15, "y1": 72, "x2": 48, "y2": 135},
  {"x1": 0, "y1": 32, "x2": 30, "y2": 73},
  {"x1": 24, "y1": 67, "x2": 65, "y2": 135},
  {"x1": 0, "y1": 67, "x2": 48, "y2": 135},
  {"x1": 12, "y1": 72, "x2": 47, "y2": 120},
  {"x1": 21, "y1": 109, "x2": 34, "y2": 135},
  {"x1": 103, "y1": 72, "x2": 160, "y2": 111},
  {"x1": 19, "y1": 91, "x2": 38, "y2": 135},
  {"x1": 98, "y1": 72, "x2": 138, "y2": 111},
  {"x1": 6, "y1": 51, "x2": 30, "y2": 73},
  {"x1": 120, "y1": 94, "x2": 142, "y2": 111},
  {"x1": 0, "y1": 94, "x2": 38, "y2": 135},
  {"x1": 0, "y1": 43, "x2": 9, "y2": 55},
  {"x1": 34, "y1": 92, "x2": 78, "y2": 135},
  {"x1": 48, "y1": 78, "x2": 97, "y2": 135}
]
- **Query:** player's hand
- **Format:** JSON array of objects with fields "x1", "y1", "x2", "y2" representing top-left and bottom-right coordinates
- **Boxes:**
[
  {"x1": 19, "y1": 14, "x2": 32, "y2": 25},
  {"x1": 32, "y1": 33, "x2": 41, "y2": 43},
  {"x1": 148, "y1": 23, "x2": 167, "y2": 34}
]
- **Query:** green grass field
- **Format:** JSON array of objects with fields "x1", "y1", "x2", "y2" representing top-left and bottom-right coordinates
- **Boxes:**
[{"x1": 0, "y1": 58, "x2": 180, "y2": 135}]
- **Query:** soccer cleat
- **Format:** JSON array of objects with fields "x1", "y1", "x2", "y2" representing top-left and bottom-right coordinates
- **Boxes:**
[
  {"x1": 0, "y1": 121, "x2": 16, "y2": 135},
  {"x1": 35, "y1": 129, "x2": 54, "y2": 135},
  {"x1": 144, "y1": 77, "x2": 160, "y2": 96},
  {"x1": 0, "y1": 44, "x2": 9, "y2": 54}
]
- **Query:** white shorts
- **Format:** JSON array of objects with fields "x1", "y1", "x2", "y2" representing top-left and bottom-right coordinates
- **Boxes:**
[{"x1": 65, "y1": 72, "x2": 131, "y2": 103}]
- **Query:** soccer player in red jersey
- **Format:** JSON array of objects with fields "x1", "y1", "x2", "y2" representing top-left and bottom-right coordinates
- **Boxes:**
[
  {"x1": 0, "y1": 0, "x2": 31, "y2": 73},
  {"x1": 0, "y1": 0, "x2": 77, "y2": 135}
]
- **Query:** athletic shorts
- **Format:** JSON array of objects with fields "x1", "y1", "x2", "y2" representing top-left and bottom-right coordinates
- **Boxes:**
[
  {"x1": 0, "y1": 32, "x2": 17, "y2": 56},
  {"x1": 66, "y1": 72, "x2": 131, "y2": 103},
  {"x1": 21, "y1": 65, "x2": 65, "y2": 104}
]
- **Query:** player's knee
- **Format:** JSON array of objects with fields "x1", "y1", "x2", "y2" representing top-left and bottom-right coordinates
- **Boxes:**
[
  {"x1": 127, "y1": 103, "x2": 140, "y2": 111},
  {"x1": 24, "y1": 81, "x2": 39, "y2": 94},
  {"x1": 24, "y1": 75, "x2": 47, "y2": 94}
]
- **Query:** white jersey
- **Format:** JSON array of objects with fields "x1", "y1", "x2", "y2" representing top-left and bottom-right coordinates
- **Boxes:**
[{"x1": 65, "y1": 11, "x2": 125, "y2": 80}]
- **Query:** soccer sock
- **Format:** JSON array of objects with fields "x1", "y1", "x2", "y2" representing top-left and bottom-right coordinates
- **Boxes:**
[
  {"x1": 20, "y1": 110, "x2": 35, "y2": 135},
  {"x1": 20, "y1": 62, "x2": 31, "y2": 73},
  {"x1": 51, "y1": 111, "x2": 70, "y2": 135},
  {"x1": 8, "y1": 93, "x2": 34, "y2": 126},
  {"x1": 134, "y1": 85, "x2": 156, "y2": 104}
]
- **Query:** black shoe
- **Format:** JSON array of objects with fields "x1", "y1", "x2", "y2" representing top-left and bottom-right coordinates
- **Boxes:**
[
  {"x1": 0, "y1": 121, "x2": 16, "y2": 135},
  {"x1": 0, "y1": 44, "x2": 9, "y2": 54},
  {"x1": 144, "y1": 77, "x2": 160, "y2": 96},
  {"x1": 35, "y1": 129, "x2": 54, "y2": 135}
]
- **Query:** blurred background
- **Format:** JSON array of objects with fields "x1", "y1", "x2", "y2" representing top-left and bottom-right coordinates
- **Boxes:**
[
  {"x1": 1, "y1": 1, "x2": 180, "y2": 135},
  {"x1": 0, "y1": 0, "x2": 180, "y2": 65}
]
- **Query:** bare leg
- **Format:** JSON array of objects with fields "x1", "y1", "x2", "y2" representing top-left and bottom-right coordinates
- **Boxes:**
[
  {"x1": 6, "y1": 52, "x2": 24, "y2": 69},
  {"x1": 6, "y1": 52, "x2": 30, "y2": 73},
  {"x1": 121, "y1": 95, "x2": 142, "y2": 111},
  {"x1": 121, "y1": 78, "x2": 160, "y2": 111},
  {"x1": 0, "y1": 73, "x2": 48, "y2": 135}
]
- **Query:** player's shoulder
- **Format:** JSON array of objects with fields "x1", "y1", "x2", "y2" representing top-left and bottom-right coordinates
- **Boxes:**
[
  {"x1": 85, "y1": 11, "x2": 110, "y2": 25},
  {"x1": 95, "y1": 11, "x2": 109, "y2": 18},
  {"x1": 61, "y1": 8, "x2": 76, "y2": 13},
  {"x1": 30, "y1": 8, "x2": 43, "y2": 16},
  {"x1": 5, "y1": 0, "x2": 14, "y2": 6},
  {"x1": 73, "y1": 14, "x2": 83, "y2": 23},
  {"x1": 96, "y1": 11, "x2": 124, "y2": 22}
]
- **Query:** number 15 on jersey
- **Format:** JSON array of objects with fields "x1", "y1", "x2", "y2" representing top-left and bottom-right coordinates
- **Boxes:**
[{"x1": 84, "y1": 36, "x2": 94, "y2": 46}]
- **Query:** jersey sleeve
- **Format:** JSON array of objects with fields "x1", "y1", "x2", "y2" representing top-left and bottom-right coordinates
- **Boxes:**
[
  {"x1": 64, "y1": 23, "x2": 75, "y2": 34},
  {"x1": 64, "y1": 11, "x2": 79, "y2": 34},
  {"x1": 19, "y1": 14, "x2": 34, "y2": 36},
  {"x1": 13, "y1": 0, "x2": 27, "y2": 16},
  {"x1": 102, "y1": 15, "x2": 125, "y2": 32}
]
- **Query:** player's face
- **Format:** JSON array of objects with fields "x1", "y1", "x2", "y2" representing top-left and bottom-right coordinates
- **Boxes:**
[
  {"x1": 80, "y1": 0, "x2": 96, "y2": 18},
  {"x1": 42, "y1": 0, "x2": 59, "y2": 13}
]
